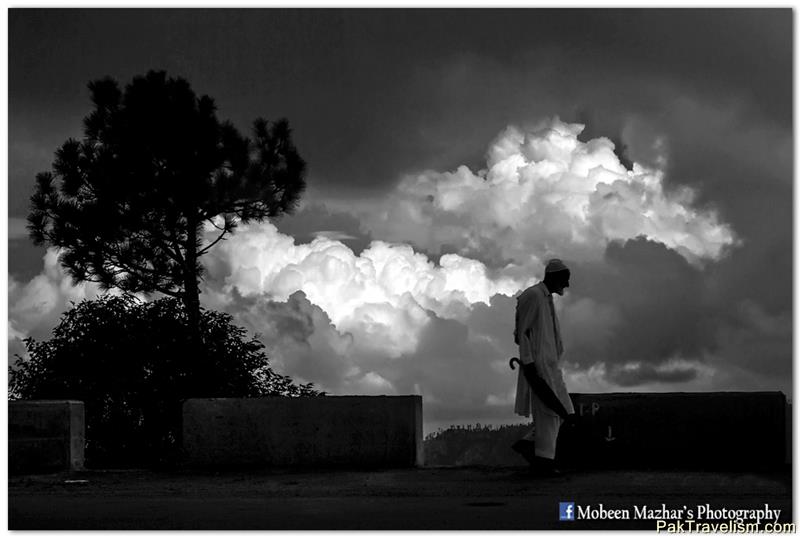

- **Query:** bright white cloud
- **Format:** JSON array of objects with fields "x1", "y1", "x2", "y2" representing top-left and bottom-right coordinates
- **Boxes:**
[
  {"x1": 203, "y1": 220, "x2": 530, "y2": 358},
  {"x1": 360, "y1": 117, "x2": 737, "y2": 267},
  {"x1": 7, "y1": 118, "x2": 758, "y2": 431},
  {"x1": 8, "y1": 249, "x2": 102, "y2": 346}
]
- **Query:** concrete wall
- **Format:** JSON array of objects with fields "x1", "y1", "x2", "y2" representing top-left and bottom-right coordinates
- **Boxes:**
[
  {"x1": 183, "y1": 396, "x2": 423, "y2": 468},
  {"x1": 9, "y1": 400, "x2": 85, "y2": 474},
  {"x1": 558, "y1": 392, "x2": 788, "y2": 469}
]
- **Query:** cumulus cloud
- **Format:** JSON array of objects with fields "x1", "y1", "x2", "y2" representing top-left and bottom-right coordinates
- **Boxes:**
[
  {"x1": 202, "y1": 220, "x2": 529, "y2": 358},
  {"x1": 8, "y1": 249, "x2": 102, "y2": 342},
  {"x1": 8, "y1": 248, "x2": 105, "y2": 366},
  {"x1": 196, "y1": 222, "x2": 538, "y2": 420},
  {"x1": 7, "y1": 223, "x2": 787, "y2": 433},
  {"x1": 11, "y1": 117, "x2": 786, "y2": 433},
  {"x1": 361, "y1": 117, "x2": 737, "y2": 268}
]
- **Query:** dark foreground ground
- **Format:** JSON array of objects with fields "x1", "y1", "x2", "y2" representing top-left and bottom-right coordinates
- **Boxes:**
[{"x1": 9, "y1": 466, "x2": 794, "y2": 530}]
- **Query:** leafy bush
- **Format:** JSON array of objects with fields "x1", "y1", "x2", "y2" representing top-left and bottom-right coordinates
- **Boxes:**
[{"x1": 9, "y1": 295, "x2": 321, "y2": 468}]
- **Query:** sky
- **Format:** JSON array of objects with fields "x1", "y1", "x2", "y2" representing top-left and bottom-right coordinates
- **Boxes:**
[{"x1": 8, "y1": 9, "x2": 793, "y2": 432}]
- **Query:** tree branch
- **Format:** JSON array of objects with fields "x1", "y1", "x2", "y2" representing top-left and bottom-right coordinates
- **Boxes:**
[
  {"x1": 197, "y1": 226, "x2": 229, "y2": 256},
  {"x1": 148, "y1": 231, "x2": 186, "y2": 266},
  {"x1": 207, "y1": 218, "x2": 226, "y2": 231},
  {"x1": 101, "y1": 246, "x2": 179, "y2": 293}
]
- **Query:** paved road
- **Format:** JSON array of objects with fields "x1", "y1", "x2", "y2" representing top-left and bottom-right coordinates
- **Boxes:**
[{"x1": 9, "y1": 466, "x2": 793, "y2": 530}]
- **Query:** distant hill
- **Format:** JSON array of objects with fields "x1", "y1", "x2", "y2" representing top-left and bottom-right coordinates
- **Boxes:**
[{"x1": 423, "y1": 424, "x2": 530, "y2": 466}]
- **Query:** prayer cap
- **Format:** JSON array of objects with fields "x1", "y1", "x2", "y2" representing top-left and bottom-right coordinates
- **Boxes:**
[{"x1": 545, "y1": 258, "x2": 569, "y2": 273}]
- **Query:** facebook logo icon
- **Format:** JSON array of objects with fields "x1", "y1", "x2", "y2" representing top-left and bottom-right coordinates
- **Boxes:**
[{"x1": 559, "y1": 502, "x2": 575, "y2": 521}]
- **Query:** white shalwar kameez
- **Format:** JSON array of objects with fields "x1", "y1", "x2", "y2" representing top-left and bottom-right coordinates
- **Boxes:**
[{"x1": 514, "y1": 281, "x2": 574, "y2": 459}]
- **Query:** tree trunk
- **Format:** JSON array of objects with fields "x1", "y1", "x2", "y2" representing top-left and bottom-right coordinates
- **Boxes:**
[
  {"x1": 183, "y1": 219, "x2": 202, "y2": 341},
  {"x1": 183, "y1": 277, "x2": 201, "y2": 343},
  {"x1": 182, "y1": 217, "x2": 205, "y2": 398}
]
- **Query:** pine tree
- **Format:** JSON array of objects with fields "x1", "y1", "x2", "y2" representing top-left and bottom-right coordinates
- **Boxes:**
[{"x1": 28, "y1": 70, "x2": 306, "y2": 336}]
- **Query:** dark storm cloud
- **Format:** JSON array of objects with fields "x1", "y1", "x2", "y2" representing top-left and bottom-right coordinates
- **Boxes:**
[
  {"x1": 10, "y1": 9, "x2": 789, "y2": 201},
  {"x1": 565, "y1": 238, "x2": 709, "y2": 367},
  {"x1": 562, "y1": 236, "x2": 791, "y2": 392},
  {"x1": 651, "y1": 105, "x2": 792, "y2": 319}
]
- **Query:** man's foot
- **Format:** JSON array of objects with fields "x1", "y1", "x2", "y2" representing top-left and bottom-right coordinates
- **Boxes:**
[
  {"x1": 511, "y1": 439, "x2": 537, "y2": 465},
  {"x1": 529, "y1": 456, "x2": 563, "y2": 477},
  {"x1": 512, "y1": 441, "x2": 565, "y2": 476}
]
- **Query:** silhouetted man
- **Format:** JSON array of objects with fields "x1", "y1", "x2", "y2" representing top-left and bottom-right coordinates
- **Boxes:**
[{"x1": 511, "y1": 258, "x2": 575, "y2": 476}]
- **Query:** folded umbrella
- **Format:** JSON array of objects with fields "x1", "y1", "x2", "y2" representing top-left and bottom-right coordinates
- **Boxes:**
[{"x1": 509, "y1": 356, "x2": 571, "y2": 420}]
